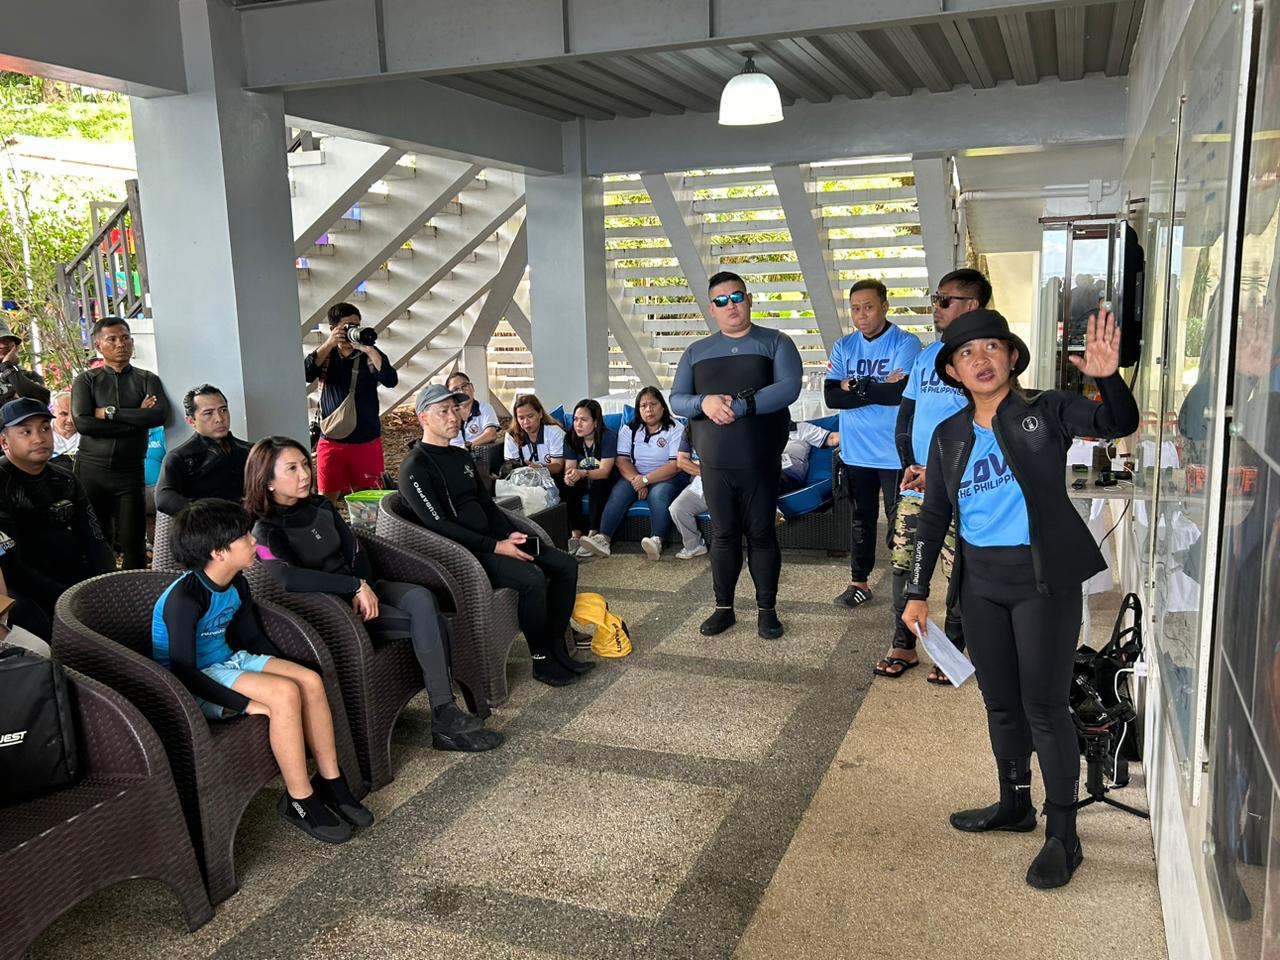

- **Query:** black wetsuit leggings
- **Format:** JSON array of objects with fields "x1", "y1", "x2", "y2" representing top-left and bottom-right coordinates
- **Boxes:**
[
  {"x1": 701, "y1": 464, "x2": 782, "y2": 609},
  {"x1": 476, "y1": 546, "x2": 579, "y2": 656},
  {"x1": 959, "y1": 543, "x2": 1082, "y2": 806},
  {"x1": 364, "y1": 581, "x2": 454, "y2": 709},
  {"x1": 842, "y1": 465, "x2": 899, "y2": 583}
]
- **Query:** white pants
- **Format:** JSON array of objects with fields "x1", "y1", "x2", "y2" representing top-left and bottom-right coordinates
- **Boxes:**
[{"x1": 669, "y1": 486, "x2": 708, "y2": 552}]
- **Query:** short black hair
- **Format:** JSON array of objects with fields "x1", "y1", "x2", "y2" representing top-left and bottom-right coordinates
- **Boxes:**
[
  {"x1": 183, "y1": 383, "x2": 227, "y2": 419},
  {"x1": 171, "y1": 499, "x2": 253, "y2": 570},
  {"x1": 849, "y1": 279, "x2": 887, "y2": 302},
  {"x1": 91, "y1": 318, "x2": 130, "y2": 340},
  {"x1": 708, "y1": 271, "x2": 746, "y2": 293},
  {"x1": 937, "y1": 268, "x2": 993, "y2": 308},
  {"x1": 445, "y1": 371, "x2": 471, "y2": 389},
  {"x1": 326, "y1": 302, "x2": 361, "y2": 326}
]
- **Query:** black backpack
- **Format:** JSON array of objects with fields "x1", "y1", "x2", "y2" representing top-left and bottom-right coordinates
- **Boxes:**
[{"x1": 0, "y1": 647, "x2": 82, "y2": 805}]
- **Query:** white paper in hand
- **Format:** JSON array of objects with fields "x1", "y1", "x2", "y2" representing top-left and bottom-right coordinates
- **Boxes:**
[{"x1": 914, "y1": 620, "x2": 976, "y2": 686}]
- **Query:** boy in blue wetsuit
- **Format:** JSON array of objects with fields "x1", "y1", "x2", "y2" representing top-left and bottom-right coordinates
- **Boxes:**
[
  {"x1": 824, "y1": 279, "x2": 922, "y2": 608},
  {"x1": 152, "y1": 498, "x2": 371, "y2": 844},
  {"x1": 877, "y1": 269, "x2": 991, "y2": 684}
]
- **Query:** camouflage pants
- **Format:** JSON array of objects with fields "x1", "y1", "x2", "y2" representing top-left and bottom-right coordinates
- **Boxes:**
[
  {"x1": 890, "y1": 495, "x2": 956, "y2": 576},
  {"x1": 890, "y1": 495, "x2": 964, "y2": 651}
]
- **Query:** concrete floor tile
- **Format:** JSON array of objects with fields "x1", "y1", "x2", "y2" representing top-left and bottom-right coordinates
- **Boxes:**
[
  {"x1": 557, "y1": 666, "x2": 804, "y2": 762},
  {"x1": 302, "y1": 914, "x2": 570, "y2": 960},
  {"x1": 657, "y1": 611, "x2": 847, "y2": 669},
  {"x1": 403, "y1": 761, "x2": 736, "y2": 920},
  {"x1": 577, "y1": 553, "x2": 707, "y2": 593}
]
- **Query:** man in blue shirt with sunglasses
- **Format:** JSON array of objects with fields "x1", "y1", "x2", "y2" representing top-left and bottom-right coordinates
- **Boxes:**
[{"x1": 671, "y1": 271, "x2": 803, "y2": 640}]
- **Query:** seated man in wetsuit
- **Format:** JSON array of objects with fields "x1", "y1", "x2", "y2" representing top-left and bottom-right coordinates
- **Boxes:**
[
  {"x1": 398, "y1": 383, "x2": 587, "y2": 688},
  {"x1": 155, "y1": 383, "x2": 253, "y2": 515}
]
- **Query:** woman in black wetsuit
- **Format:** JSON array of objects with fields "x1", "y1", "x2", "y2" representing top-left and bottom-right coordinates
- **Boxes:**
[
  {"x1": 902, "y1": 309, "x2": 1138, "y2": 889},
  {"x1": 243, "y1": 436, "x2": 502, "y2": 752}
]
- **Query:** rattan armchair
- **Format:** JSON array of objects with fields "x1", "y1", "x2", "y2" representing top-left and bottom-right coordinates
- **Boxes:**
[
  {"x1": 375, "y1": 492, "x2": 555, "y2": 713},
  {"x1": 1, "y1": 652, "x2": 213, "y2": 959},
  {"x1": 51, "y1": 571, "x2": 364, "y2": 905},
  {"x1": 244, "y1": 528, "x2": 454, "y2": 791},
  {"x1": 152, "y1": 510, "x2": 180, "y2": 573}
]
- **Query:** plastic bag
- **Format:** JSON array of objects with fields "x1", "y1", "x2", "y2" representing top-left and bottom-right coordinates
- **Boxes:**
[{"x1": 495, "y1": 466, "x2": 560, "y2": 514}]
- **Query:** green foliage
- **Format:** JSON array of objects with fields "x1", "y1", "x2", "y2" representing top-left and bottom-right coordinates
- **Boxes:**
[{"x1": 0, "y1": 73, "x2": 131, "y2": 142}]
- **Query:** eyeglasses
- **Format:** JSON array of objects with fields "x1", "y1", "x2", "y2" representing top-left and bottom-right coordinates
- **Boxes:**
[
  {"x1": 930, "y1": 293, "x2": 978, "y2": 309},
  {"x1": 711, "y1": 291, "x2": 747, "y2": 308}
]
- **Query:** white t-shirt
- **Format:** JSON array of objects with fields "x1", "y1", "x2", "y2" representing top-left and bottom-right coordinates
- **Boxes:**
[
  {"x1": 54, "y1": 430, "x2": 80, "y2": 457},
  {"x1": 618, "y1": 421, "x2": 683, "y2": 475},
  {"x1": 504, "y1": 423, "x2": 566, "y2": 466},
  {"x1": 450, "y1": 401, "x2": 499, "y2": 448},
  {"x1": 781, "y1": 422, "x2": 831, "y2": 484}
]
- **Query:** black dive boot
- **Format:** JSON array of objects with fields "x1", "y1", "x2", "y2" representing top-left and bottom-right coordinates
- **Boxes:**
[
  {"x1": 950, "y1": 757, "x2": 1037, "y2": 833},
  {"x1": 1026, "y1": 799, "x2": 1084, "y2": 889}
]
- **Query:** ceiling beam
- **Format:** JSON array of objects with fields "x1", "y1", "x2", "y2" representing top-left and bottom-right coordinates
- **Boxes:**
[
  {"x1": 997, "y1": 12, "x2": 1039, "y2": 85},
  {"x1": 939, "y1": 19, "x2": 995, "y2": 89},
  {"x1": 283, "y1": 78, "x2": 565, "y2": 174},
  {"x1": 605, "y1": 56, "x2": 720, "y2": 111},
  {"x1": 640, "y1": 172, "x2": 716, "y2": 332},
  {"x1": 241, "y1": 0, "x2": 1106, "y2": 91},
  {"x1": 586, "y1": 74, "x2": 1127, "y2": 174},
  {"x1": 771, "y1": 164, "x2": 845, "y2": 351},
  {"x1": 548, "y1": 61, "x2": 685, "y2": 115},
  {"x1": 431, "y1": 75, "x2": 577, "y2": 122},
  {"x1": 826, "y1": 32, "x2": 913, "y2": 97},
  {"x1": 786, "y1": 37, "x2": 873, "y2": 99},
  {"x1": 1106, "y1": 0, "x2": 1142, "y2": 77},
  {"x1": 883, "y1": 26, "x2": 953, "y2": 94},
  {"x1": 1055, "y1": 6, "x2": 1086, "y2": 82}
]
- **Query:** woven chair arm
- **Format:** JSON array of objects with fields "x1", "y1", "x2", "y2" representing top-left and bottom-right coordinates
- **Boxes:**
[
  {"x1": 500, "y1": 507, "x2": 553, "y2": 548},
  {"x1": 356, "y1": 530, "x2": 456, "y2": 602},
  {"x1": 374, "y1": 510, "x2": 497, "y2": 615},
  {"x1": 69, "y1": 668, "x2": 172, "y2": 778}
]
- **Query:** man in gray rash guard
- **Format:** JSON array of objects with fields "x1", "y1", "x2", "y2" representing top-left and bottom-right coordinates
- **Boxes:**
[{"x1": 670, "y1": 271, "x2": 803, "y2": 639}]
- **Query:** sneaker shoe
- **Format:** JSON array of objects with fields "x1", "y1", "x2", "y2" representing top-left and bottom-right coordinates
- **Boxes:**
[
  {"x1": 676, "y1": 544, "x2": 708, "y2": 560},
  {"x1": 579, "y1": 534, "x2": 611, "y2": 558},
  {"x1": 568, "y1": 537, "x2": 580, "y2": 556},
  {"x1": 833, "y1": 584, "x2": 873, "y2": 608},
  {"x1": 310, "y1": 771, "x2": 374, "y2": 828},
  {"x1": 700, "y1": 607, "x2": 737, "y2": 636},
  {"x1": 574, "y1": 544, "x2": 594, "y2": 560},
  {"x1": 277, "y1": 791, "x2": 352, "y2": 844},
  {"x1": 757, "y1": 607, "x2": 784, "y2": 639},
  {"x1": 641, "y1": 536, "x2": 663, "y2": 560}
]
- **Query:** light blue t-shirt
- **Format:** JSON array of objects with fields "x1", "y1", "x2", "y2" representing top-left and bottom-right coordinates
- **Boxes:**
[
  {"x1": 958, "y1": 425, "x2": 1030, "y2": 547},
  {"x1": 901, "y1": 339, "x2": 970, "y2": 501},
  {"x1": 826, "y1": 324, "x2": 922, "y2": 469},
  {"x1": 145, "y1": 426, "x2": 166, "y2": 486}
]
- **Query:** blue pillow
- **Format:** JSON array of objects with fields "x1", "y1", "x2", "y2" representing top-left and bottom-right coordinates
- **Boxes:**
[{"x1": 603, "y1": 412, "x2": 623, "y2": 433}]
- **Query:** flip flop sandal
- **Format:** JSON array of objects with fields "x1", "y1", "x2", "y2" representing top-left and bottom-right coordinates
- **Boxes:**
[
  {"x1": 874, "y1": 656, "x2": 920, "y2": 678},
  {"x1": 926, "y1": 668, "x2": 954, "y2": 686}
]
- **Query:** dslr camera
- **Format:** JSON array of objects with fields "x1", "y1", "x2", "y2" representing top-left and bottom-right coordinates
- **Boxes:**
[{"x1": 343, "y1": 325, "x2": 378, "y2": 346}]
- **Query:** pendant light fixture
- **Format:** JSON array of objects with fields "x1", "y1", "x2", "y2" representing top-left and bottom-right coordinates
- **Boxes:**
[{"x1": 718, "y1": 53, "x2": 783, "y2": 126}]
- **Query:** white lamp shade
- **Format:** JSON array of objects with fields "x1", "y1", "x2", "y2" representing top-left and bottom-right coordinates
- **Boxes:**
[{"x1": 718, "y1": 70, "x2": 783, "y2": 125}]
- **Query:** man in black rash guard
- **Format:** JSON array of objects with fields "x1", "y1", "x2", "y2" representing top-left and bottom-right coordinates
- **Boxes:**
[
  {"x1": 155, "y1": 384, "x2": 252, "y2": 515},
  {"x1": 398, "y1": 383, "x2": 587, "y2": 687},
  {"x1": 670, "y1": 271, "x2": 803, "y2": 639}
]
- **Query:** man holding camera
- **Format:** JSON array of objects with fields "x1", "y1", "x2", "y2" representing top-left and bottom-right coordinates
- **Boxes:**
[
  {"x1": 305, "y1": 302, "x2": 398, "y2": 502},
  {"x1": 0, "y1": 398, "x2": 116, "y2": 622}
]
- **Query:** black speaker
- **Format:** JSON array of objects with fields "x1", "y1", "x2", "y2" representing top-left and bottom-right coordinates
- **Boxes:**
[{"x1": 1112, "y1": 222, "x2": 1145, "y2": 368}]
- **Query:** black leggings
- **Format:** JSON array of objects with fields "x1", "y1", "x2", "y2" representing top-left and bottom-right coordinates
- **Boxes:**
[
  {"x1": 76, "y1": 464, "x2": 147, "y2": 570},
  {"x1": 476, "y1": 544, "x2": 579, "y2": 656},
  {"x1": 959, "y1": 543, "x2": 1082, "y2": 806},
  {"x1": 364, "y1": 580, "x2": 454, "y2": 709},
  {"x1": 842, "y1": 464, "x2": 899, "y2": 582},
  {"x1": 564, "y1": 474, "x2": 616, "y2": 535},
  {"x1": 701, "y1": 464, "x2": 782, "y2": 608}
]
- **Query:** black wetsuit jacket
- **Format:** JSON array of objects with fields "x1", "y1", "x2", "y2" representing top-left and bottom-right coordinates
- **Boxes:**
[
  {"x1": 669, "y1": 326, "x2": 803, "y2": 470},
  {"x1": 252, "y1": 496, "x2": 373, "y2": 598},
  {"x1": 0, "y1": 457, "x2": 116, "y2": 614},
  {"x1": 70, "y1": 364, "x2": 169, "y2": 472},
  {"x1": 155, "y1": 432, "x2": 253, "y2": 515},
  {"x1": 398, "y1": 440, "x2": 515, "y2": 555},
  {"x1": 906, "y1": 373, "x2": 1139, "y2": 603}
]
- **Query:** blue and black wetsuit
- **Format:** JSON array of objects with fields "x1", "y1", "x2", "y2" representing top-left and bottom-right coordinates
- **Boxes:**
[{"x1": 670, "y1": 325, "x2": 802, "y2": 608}]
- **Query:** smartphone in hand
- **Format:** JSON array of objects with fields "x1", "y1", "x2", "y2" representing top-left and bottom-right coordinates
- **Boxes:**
[{"x1": 524, "y1": 536, "x2": 541, "y2": 557}]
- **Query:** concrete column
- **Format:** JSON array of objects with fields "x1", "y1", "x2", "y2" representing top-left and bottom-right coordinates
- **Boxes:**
[
  {"x1": 130, "y1": 0, "x2": 306, "y2": 443},
  {"x1": 526, "y1": 120, "x2": 611, "y2": 404}
]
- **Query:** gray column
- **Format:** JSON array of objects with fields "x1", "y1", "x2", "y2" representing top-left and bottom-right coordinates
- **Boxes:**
[
  {"x1": 527, "y1": 120, "x2": 611, "y2": 404},
  {"x1": 130, "y1": 0, "x2": 306, "y2": 444}
]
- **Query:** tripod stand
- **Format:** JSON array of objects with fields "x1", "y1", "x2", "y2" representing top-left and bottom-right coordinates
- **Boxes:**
[{"x1": 1075, "y1": 728, "x2": 1149, "y2": 819}]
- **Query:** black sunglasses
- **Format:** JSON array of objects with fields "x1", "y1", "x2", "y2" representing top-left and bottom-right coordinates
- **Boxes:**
[
  {"x1": 711, "y1": 291, "x2": 747, "y2": 308},
  {"x1": 931, "y1": 293, "x2": 978, "y2": 309}
]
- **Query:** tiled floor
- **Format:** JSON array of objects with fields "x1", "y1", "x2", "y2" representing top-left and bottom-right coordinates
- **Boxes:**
[{"x1": 31, "y1": 546, "x2": 1166, "y2": 960}]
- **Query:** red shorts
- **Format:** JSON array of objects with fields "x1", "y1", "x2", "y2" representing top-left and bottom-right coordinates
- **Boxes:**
[{"x1": 316, "y1": 436, "x2": 384, "y2": 496}]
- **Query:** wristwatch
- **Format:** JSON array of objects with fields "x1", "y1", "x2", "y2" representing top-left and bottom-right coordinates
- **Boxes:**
[
  {"x1": 641, "y1": 475, "x2": 649, "y2": 486},
  {"x1": 104, "y1": 405, "x2": 117, "y2": 420}
]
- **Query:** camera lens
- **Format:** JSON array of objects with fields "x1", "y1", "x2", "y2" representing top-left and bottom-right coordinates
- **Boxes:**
[{"x1": 345, "y1": 325, "x2": 377, "y2": 346}]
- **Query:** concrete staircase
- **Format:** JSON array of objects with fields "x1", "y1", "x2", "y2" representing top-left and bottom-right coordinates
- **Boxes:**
[{"x1": 288, "y1": 133, "x2": 526, "y2": 413}]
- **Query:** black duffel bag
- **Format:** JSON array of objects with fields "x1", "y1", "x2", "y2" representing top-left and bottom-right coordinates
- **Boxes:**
[{"x1": 0, "y1": 646, "x2": 82, "y2": 805}]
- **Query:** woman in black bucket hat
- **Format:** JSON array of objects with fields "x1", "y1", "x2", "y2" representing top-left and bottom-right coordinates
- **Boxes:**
[{"x1": 901, "y1": 307, "x2": 1138, "y2": 889}]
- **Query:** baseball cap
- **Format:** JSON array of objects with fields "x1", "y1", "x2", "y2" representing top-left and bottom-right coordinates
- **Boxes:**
[
  {"x1": 1, "y1": 398, "x2": 53, "y2": 428},
  {"x1": 0, "y1": 321, "x2": 22, "y2": 344},
  {"x1": 415, "y1": 383, "x2": 469, "y2": 414}
]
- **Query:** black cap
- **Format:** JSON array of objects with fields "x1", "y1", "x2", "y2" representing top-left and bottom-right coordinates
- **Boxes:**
[
  {"x1": 1, "y1": 398, "x2": 53, "y2": 429},
  {"x1": 935, "y1": 308, "x2": 1031, "y2": 389}
]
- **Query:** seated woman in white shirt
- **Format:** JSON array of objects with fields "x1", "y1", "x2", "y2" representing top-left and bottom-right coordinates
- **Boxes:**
[
  {"x1": 446, "y1": 372, "x2": 500, "y2": 450},
  {"x1": 578, "y1": 387, "x2": 687, "y2": 561},
  {"x1": 502, "y1": 393, "x2": 566, "y2": 479}
]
